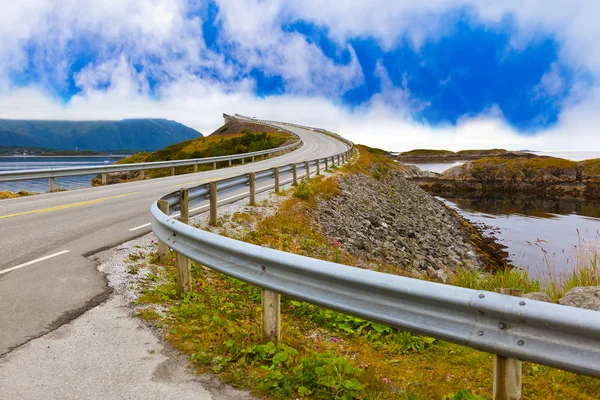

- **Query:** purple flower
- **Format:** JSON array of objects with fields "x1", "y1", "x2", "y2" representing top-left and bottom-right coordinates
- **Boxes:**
[
  {"x1": 331, "y1": 337, "x2": 338, "y2": 343},
  {"x1": 383, "y1": 378, "x2": 389, "y2": 384}
]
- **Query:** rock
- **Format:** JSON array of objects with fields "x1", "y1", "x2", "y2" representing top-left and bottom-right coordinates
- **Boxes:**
[
  {"x1": 523, "y1": 292, "x2": 552, "y2": 303},
  {"x1": 558, "y1": 286, "x2": 600, "y2": 311}
]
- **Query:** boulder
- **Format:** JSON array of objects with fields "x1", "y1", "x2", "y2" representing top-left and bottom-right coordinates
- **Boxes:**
[
  {"x1": 523, "y1": 292, "x2": 552, "y2": 303},
  {"x1": 558, "y1": 286, "x2": 600, "y2": 311}
]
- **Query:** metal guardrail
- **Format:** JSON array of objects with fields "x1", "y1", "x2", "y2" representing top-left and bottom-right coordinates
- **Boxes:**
[
  {"x1": 151, "y1": 119, "x2": 599, "y2": 396},
  {"x1": 0, "y1": 119, "x2": 303, "y2": 191}
]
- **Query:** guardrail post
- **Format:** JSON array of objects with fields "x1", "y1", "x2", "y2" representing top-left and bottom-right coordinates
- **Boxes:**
[
  {"x1": 494, "y1": 288, "x2": 523, "y2": 400},
  {"x1": 331, "y1": 156, "x2": 335, "y2": 168},
  {"x1": 316, "y1": 159, "x2": 320, "y2": 175},
  {"x1": 171, "y1": 166, "x2": 175, "y2": 176},
  {"x1": 252, "y1": 156, "x2": 255, "y2": 163},
  {"x1": 194, "y1": 164, "x2": 198, "y2": 173},
  {"x1": 101, "y1": 173, "x2": 107, "y2": 186},
  {"x1": 249, "y1": 172, "x2": 256, "y2": 206},
  {"x1": 209, "y1": 181, "x2": 218, "y2": 226},
  {"x1": 49, "y1": 177, "x2": 55, "y2": 192},
  {"x1": 337, "y1": 154, "x2": 340, "y2": 165},
  {"x1": 175, "y1": 188, "x2": 192, "y2": 294},
  {"x1": 325, "y1": 157, "x2": 328, "y2": 171},
  {"x1": 262, "y1": 289, "x2": 281, "y2": 345},
  {"x1": 157, "y1": 200, "x2": 170, "y2": 263},
  {"x1": 305, "y1": 161, "x2": 310, "y2": 180},
  {"x1": 292, "y1": 164, "x2": 298, "y2": 186},
  {"x1": 213, "y1": 162, "x2": 217, "y2": 170},
  {"x1": 139, "y1": 170, "x2": 145, "y2": 180},
  {"x1": 274, "y1": 168, "x2": 280, "y2": 193},
  {"x1": 229, "y1": 159, "x2": 232, "y2": 167}
]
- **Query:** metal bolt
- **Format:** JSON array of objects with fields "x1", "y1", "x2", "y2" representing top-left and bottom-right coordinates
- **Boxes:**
[
  {"x1": 261, "y1": 265, "x2": 266, "y2": 271},
  {"x1": 519, "y1": 301, "x2": 526, "y2": 306},
  {"x1": 478, "y1": 294, "x2": 485, "y2": 299},
  {"x1": 498, "y1": 322, "x2": 506, "y2": 329},
  {"x1": 477, "y1": 331, "x2": 484, "y2": 336},
  {"x1": 517, "y1": 340, "x2": 525, "y2": 346}
]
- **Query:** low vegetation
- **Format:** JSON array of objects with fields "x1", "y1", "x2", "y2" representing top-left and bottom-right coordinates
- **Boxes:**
[
  {"x1": 91, "y1": 129, "x2": 295, "y2": 185},
  {"x1": 398, "y1": 149, "x2": 508, "y2": 160},
  {"x1": 0, "y1": 190, "x2": 36, "y2": 199},
  {"x1": 131, "y1": 145, "x2": 599, "y2": 399}
]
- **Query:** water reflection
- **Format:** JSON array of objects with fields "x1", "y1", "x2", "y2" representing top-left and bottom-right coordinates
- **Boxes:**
[{"x1": 439, "y1": 195, "x2": 600, "y2": 278}]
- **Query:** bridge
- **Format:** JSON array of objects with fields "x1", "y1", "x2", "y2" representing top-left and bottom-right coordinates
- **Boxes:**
[{"x1": 0, "y1": 115, "x2": 598, "y2": 399}]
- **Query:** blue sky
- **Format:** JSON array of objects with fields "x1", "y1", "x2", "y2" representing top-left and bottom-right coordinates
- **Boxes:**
[{"x1": 1, "y1": 1, "x2": 599, "y2": 150}]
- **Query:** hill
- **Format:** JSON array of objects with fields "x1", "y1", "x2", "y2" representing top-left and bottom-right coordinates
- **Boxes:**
[
  {"x1": 91, "y1": 122, "x2": 295, "y2": 185},
  {"x1": 0, "y1": 119, "x2": 202, "y2": 151}
]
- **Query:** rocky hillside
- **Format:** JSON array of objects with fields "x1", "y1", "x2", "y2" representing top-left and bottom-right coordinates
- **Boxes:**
[
  {"x1": 413, "y1": 156, "x2": 600, "y2": 200},
  {"x1": 396, "y1": 148, "x2": 529, "y2": 162},
  {"x1": 209, "y1": 120, "x2": 281, "y2": 136},
  {"x1": 0, "y1": 118, "x2": 201, "y2": 151}
]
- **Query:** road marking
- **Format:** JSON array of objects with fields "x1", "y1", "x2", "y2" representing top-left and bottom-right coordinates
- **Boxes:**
[
  {"x1": 0, "y1": 192, "x2": 140, "y2": 220},
  {"x1": 0, "y1": 250, "x2": 70, "y2": 275},
  {"x1": 129, "y1": 222, "x2": 152, "y2": 231}
]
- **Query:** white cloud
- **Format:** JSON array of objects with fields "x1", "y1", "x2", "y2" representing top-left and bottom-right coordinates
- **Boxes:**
[{"x1": 1, "y1": 1, "x2": 600, "y2": 152}]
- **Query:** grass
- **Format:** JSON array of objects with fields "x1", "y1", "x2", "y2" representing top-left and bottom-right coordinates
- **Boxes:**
[
  {"x1": 131, "y1": 146, "x2": 599, "y2": 399},
  {"x1": 0, "y1": 190, "x2": 36, "y2": 199}
]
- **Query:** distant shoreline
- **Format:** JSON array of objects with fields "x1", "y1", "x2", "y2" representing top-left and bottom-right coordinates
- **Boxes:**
[{"x1": 0, "y1": 155, "x2": 130, "y2": 158}]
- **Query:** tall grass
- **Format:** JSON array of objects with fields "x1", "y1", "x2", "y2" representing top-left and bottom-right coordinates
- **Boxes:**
[{"x1": 537, "y1": 230, "x2": 599, "y2": 301}]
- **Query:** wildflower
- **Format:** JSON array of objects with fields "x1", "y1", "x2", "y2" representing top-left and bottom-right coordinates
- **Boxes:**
[
  {"x1": 290, "y1": 305, "x2": 295, "y2": 309},
  {"x1": 250, "y1": 331, "x2": 255, "y2": 335},
  {"x1": 252, "y1": 303, "x2": 256, "y2": 308},
  {"x1": 296, "y1": 327, "x2": 299, "y2": 330},
  {"x1": 172, "y1": 258, "x2": 176, "y2": 263},
  {"x1": 331, "y1": 337, "x2": 338, "y2": 343},
  {"x1": 383, "y1": 378, "x2": 389, "y2": 384}
]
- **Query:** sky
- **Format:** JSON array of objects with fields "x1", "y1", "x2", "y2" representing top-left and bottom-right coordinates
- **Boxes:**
[{"x1": 0, "y1": 1, "x2": 599, "y2": 151}]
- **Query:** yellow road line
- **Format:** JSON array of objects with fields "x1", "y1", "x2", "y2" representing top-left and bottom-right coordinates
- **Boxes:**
[{"x1": 0, "y1": 192, "x2": 140, "y2": 219}]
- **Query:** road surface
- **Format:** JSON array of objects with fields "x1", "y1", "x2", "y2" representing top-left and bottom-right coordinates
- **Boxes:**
[{"x1": 0, "y1": 123, "x2": 349, "y2": 355}]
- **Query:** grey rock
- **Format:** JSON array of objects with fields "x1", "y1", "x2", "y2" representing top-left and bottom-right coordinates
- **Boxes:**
[
  {"x1": 523, "y1": 292, "x2": 552, "y2": 303},
  {"x1": 558, "y1": 286, "x2": 600, "y2": 311}
]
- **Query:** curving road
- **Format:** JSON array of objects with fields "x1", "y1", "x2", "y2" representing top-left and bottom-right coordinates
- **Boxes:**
[{"x1": 0, "y1": 121, "x2": 349, "y2": 355}]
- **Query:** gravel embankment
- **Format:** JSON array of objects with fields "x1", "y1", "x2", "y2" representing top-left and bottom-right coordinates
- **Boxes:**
[{"x1": 317, "y1": 171, "x2": 483, "y2": 281}]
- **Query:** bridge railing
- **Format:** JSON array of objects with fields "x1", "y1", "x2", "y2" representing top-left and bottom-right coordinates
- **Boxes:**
[
  {"x1": 151, "y1": 121, "x2": 599, "y2": 398},
  {"x1": 0, "y1": 117, "x2": 303, "y2": 192}
]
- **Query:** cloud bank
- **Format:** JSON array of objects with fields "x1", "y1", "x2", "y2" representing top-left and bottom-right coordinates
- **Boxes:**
[{"x1": 1, "y1": 0, "x2": 599, "y2": 151}]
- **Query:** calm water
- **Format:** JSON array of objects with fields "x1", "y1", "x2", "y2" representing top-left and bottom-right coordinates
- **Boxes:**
[
  {"x1": 0, "y1": 156, "x2": 124, "y2": 193},
  {"x1": 407, "y1": 151, "x2": 600, "y2": 277},
  {"x1": 439, "y1": 196, "x2": 600, "y2": 278}
]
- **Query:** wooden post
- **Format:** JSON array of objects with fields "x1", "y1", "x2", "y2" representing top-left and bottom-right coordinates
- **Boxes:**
[
  {"x1": 292, "y1": 164, "x2": 298, "y2": 186},
  {"x1": 316, "y1": 159, "x2": 320, "y2": 175},
  {"x1": 252, "y1": 156, "x2": 255, "y2": 163},
  {"x1": 337, "y1": 154, "x2": 340, "y2": 165},
  {"x1": 274, "y1": 168, "x2": 280, "y2": 193},
  {"x1": 209, "y1": 181, "x2": 218, "y2": 226},
  {"x1": 171, "y1": 166, "x2": 175, "y2": 176},
  {"x1": 262, "y1": 289, "x2": 281, "y2": 345},
  {"x1": 249, "y1": 172, "x2": 256, "y2": 206},
  {"x1": 494, "y1": 288, "x2": 524, "y2": 400},
  {"x1": 325, "y1": 157, "x2": 328, "y2": 171},
  {"x1": 229, "y1": 159, "x2": 232, "y2": 167},
  {"x1": 331, "y1": 156, "x2": 335, "y2": 168},
  {"x1": 242, "y1": 158, "x2": 245, "y2": 165},
  {"x1": 305, "y1": 161, "x2": 310, "y2": 180},
  {"x1": 194, "y1": 164, "x2": 198, "y2": 173},
  {"x1": 179, "y1": 188, "x2": 189, "y2": 225},
  {"x1": 157, "y1": 200, "x2": 170, "y2": 263},
  {"x1": 213, "y1": 161, "x2": 217, "y2": 170},
  {"x1": 176, "y1": 188, "x2": 192, "y2": 294},
  {"x1": 101, "y1": 173, "x2": 107, "y2": 185},
  {"x1": 49, "y1": 177, "x2": 55, "y2": 192},
  {"x1": 139, "y1": 170, "x2": 145, "y2": 180}
]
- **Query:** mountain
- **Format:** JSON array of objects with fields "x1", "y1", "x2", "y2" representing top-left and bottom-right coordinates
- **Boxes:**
[{"x1": 0, "y1": 119, "x2": 202, "y2": 151}]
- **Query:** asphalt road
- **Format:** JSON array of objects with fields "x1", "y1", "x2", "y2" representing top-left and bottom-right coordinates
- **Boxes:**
[{"x1": 0, "y1": 123, "x2": 349, "y2": 355}]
